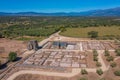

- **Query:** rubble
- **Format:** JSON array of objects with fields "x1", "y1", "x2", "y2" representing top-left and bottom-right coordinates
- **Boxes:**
[{"x1": 27, "y1": 40, "x2": 39, "y2": 51}]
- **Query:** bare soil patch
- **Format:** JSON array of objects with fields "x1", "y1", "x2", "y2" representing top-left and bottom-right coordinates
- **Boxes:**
[
  {"x1": 86, "y1": 52, "x2": 96, "y2": 68},
  {"x1": 101, "y1": 53, "x2": 110, "y2": 67},
  {"x1": 14, "y1": 72, "x2": 100, "y2": 80},
  {"x1": 103, "y1": 58, "x2": 120, "y2": 80},
  {"x1": 0, "y1": 38, "x2": 26, "y2": 58},
  {"x1": 14, "y1": 74, "x2": 69, "y2": 80}
]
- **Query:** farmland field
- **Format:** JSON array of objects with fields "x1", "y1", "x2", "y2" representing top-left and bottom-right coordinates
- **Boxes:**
[{"x1": 60, "y1": 26, "x2": 120, "y2": 39}]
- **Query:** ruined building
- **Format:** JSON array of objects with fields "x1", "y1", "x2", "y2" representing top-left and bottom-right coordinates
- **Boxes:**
[{"x1": 27, "y1": 40, "x2": 39, "y2": 51}]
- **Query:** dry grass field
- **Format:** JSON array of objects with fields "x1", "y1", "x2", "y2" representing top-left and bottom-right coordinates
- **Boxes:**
[{"x1": 60, "y1": 27, "x2": 120, "y2": 38}]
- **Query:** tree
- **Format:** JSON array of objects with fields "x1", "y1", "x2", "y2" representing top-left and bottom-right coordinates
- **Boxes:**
[
  {"x1": 79, "y1": 77, "x2": 88, "y2": 80},
  {"x1": 93, "y1": 49, "x2": 98, "y2": 57},
  {"x1": 114, "y1": 70, "x2": 120, "y2": 76},
  {"x1": 104, "y1": 50, "x2": 110, "y2": 56},
  {"x1": 106, "y1": 56, "x2": 114, "y2": 62},
  {"x1": 88, "y1": 31, "x2": 98, "y2": 38},
  {"x1": 94, "y1": 56, "x2": 98, "y2": 61},
  {"x1": 60, "y1": 27, "x2": 66, "y2": 32},
  {"x1": 110, "y1": 62, "x2": 117, "y2": 68},
  {"x1": 8, "y1": 52, "x2": 17, "y2": 62},
  {"x1": 93, "y1": 49, "x2": 98, "y2": 61},
  {"x1": 96, "y1": 69, "x2": 103, "y2": 75},
  {"x1": 3, "y1": 30, "x2": 11, "y2": 38},
  {"x1": 99, "y1": 78, "x2": 106, "y2": 80},
  {"x1": 81, "y1": 69, "x2": 88, "y2": 75},
  {"x1": 0, "y1": 33, "x2": 3, "y2": 38},
  {"x1": 96, "y1": 62, "x2": 102, "y2": 67},
  {"x1": 115, "y1": 49, "x2": 120, "y2": 56}
]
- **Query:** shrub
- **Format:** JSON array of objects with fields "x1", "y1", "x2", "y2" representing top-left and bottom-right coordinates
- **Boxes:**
[
  {"x1": 79, "y1": 77, "x2": 87, "y2": 80},
  {"x1": 81, "y1": 69, "x2": 88, "y2": 75},
  {"x1": 93, "y1": 49, "x2": 97, "y2": 53},
  {"x1": 96, "y1": 69, "x2": 103, "y2": 75},
  {"x1": 99, "y1": 78, "x2": 106, "y2": 80},
  {"x1": 114, "y1": 70, "x2": 120, "y2": 76},
  {"x1": 104, "y1": 50, "x2": 110, "y2": 56},
  {"x1": 8, "y1": 52, "x2": 17, "y2": 62},
  {"x1": 93, "y1": 49, "x2": 98, "y2": 57},
  {"x1": 93, "y1": 50, "x2": 98, "y2": 58},
  {"x1": 115, "y1": 49, "x2": 120, "y2": 56},
  {"x1": 93, "y1": 56, "x2": 98, "y2": 61},
  {"x1": 110, "y1": 62, "x2": 117, "y2": 68},
  {"x1": 0, "y1": 33, "x2": 3, "y2": 38},
  {"x1": 96, "y1": 62, "x2": 102, "y2": 67},
  {"x1": 106, "y1": 56, "x2": 114, "y2": 62}
]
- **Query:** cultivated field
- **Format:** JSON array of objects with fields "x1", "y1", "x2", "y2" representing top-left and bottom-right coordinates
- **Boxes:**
[{"x1": 60, "y1": 27, "x2": 120, "y2": 38}]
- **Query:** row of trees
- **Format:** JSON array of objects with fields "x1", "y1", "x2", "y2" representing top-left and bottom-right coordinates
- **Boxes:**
[
  {"x1": 81, "y1": 68, "x2": 103, "y2": 76},
  {"x1": 79, "y1": 69, "x2": 120, "y2": 80},
  {"x1": 79, "y1": 49, "x2": 120, "y2": 77},
  {"x1": 92, "y1": 49, "x2": 102, "y2": 67}
]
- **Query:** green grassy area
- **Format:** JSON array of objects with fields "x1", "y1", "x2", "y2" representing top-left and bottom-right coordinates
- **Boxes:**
[
  {"x1": 16, "y1": 36, "x2": 46, "y2": 42},
  {"x1": 60, "y1": 27, "x2": 120, "y2": 39}
]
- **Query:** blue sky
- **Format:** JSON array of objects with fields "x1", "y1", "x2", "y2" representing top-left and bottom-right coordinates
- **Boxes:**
[{"x1": 0, "y1": 0, "x2": 120, "y2": 12}]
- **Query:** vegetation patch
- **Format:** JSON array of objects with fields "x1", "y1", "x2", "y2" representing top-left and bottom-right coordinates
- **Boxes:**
[
  {"x1": 8, "y1": 52, "x2": 17, "y2": 62},
  {"x1": 114, "y1": 70, "x2": 120, "y2": 76},
  {"x1": 96, "y1": 69, "x2": 103, "y2": 76},
  {"x1": 16, "y1": 36, "x2": 46, "y2": 41},
  {"x1": 60, "y1": 27, "x2": 120, "y2": 39}
]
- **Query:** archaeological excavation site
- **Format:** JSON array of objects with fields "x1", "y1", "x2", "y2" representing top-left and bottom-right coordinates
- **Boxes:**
[{"x1": 1, "y1": 34, "x2": 120, "y2": 80}]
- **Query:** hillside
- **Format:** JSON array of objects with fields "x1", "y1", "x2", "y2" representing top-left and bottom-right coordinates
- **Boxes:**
[{"x1": 0, "y1": 7, "x2": 120, "y2": 16}]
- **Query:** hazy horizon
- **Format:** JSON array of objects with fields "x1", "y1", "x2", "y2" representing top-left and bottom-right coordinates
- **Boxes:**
[{"x1": 0, "y1": 0, "x2": 120, "y2": 13}]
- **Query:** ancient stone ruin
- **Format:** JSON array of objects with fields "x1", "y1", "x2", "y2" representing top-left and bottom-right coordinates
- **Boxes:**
[
  {"x1": 27, "y1": 40, "x2": 39, "y2": 51},
  {"x1": 0, "y1": 47, "x2": 5, "y2": 53}
]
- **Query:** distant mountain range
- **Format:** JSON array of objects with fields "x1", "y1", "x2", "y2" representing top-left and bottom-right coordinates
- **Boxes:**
[{"x1": 0, "y1": 7, "x2": 120, "y2": 16}]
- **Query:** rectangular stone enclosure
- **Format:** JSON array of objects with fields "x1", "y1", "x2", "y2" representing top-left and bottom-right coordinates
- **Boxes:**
[
  {"x1": 23, "y1": 50, "x2": 87, "y2": 68},
  {"x1": 43, "y1": 41, "x2": 115, "y2": 51}
]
